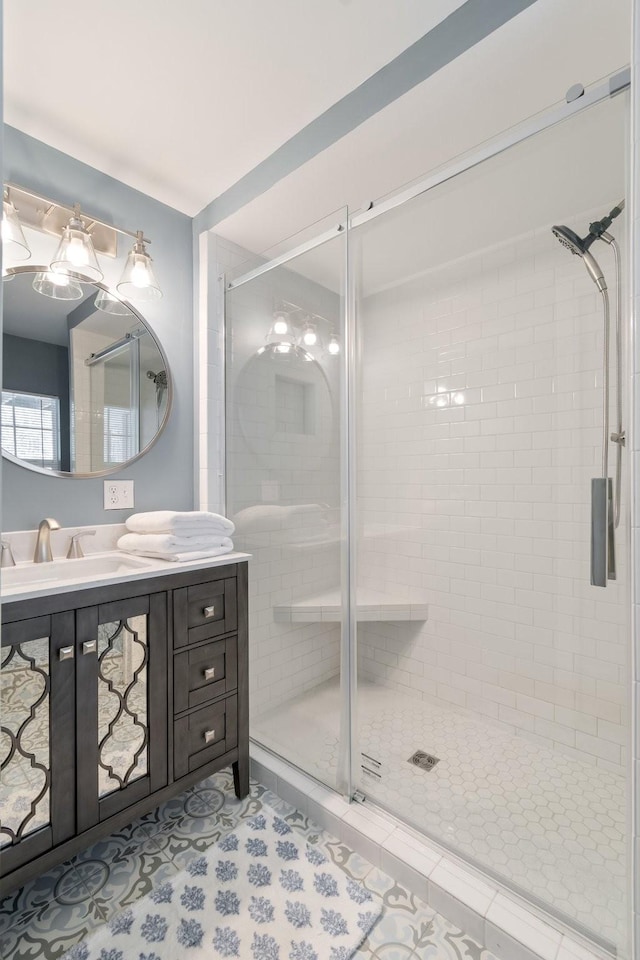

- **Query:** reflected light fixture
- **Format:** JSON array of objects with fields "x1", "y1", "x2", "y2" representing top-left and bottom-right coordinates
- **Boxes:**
[
  {"x1": 2, "y1": 193, "x2": 31, "y2": 261},
  {"x1": 272, "y1": 311, "x2": 289, "y2": 336},
  {"x1": 33, "y1": 270, "x2": 83, "y2": 300},
  {"x1": 50, "y1": 210, "x2": 103, "y2": 282},
  {"x1": 327, "y1": 333, "x2": 340, "y2": 355},
  {"x1": 94, "y1": 288, "x2": 131, "y2": 316},
  {"x1": 117, "y1": 232, "x2": 162, "y2": 302},
  {"x1": 301, "y1": 320, "x2": 318, "y2": 346}
]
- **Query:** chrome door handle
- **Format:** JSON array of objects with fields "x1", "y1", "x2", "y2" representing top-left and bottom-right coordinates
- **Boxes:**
[
  {"x1": 203, "y1": 605, "x2": 216, "y2": 619},
  {"x1": 82, "y1": 640, "x2": 97, "y2": 655},
  {"x1": 204, "y1": 729, "x2": 216, "y2": 744},
  {"x1": 59, "y1": 645, "x2": 74, "y2": 661},
  {"x1": 203, "y1": 667, "x2": 216, "y2": 681}
]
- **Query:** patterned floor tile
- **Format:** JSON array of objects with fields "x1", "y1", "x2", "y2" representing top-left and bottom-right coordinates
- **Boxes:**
[
  {"x1": 2, "y1": 769, "x2": 529, "y2": 960},
  {"x1": 67, "y1": 825, "x2": 173, "y2": 921},
  {"x1": 0, "y1": 877, "x2": 105, "y2": 960},
  {"x1": 0, "y1": 860, "x2": 86, "y2": 935}
]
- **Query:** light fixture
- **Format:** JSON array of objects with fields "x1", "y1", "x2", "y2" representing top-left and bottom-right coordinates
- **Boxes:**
[
  {"x1": 94, "y1": 288, "x2": 131, "y2": 316},
  {"x1": 327, "y1": 333, "x2": 340, "y2": 355},
  {"x1": 33, "y1": 270, "x2": 83, "y2": 300},
  {"x1": 3, "y1": 184, "x2": 163, "y2": 304},
  {"x1": 50, "y1": 210, "x2": 103, "y2": 282},
  {"x1": 117, "y1": 232, "x2": 162, "y2": 302},
  {"x1": 2, "y1": 194, "x2": 31, "y2": 261}
]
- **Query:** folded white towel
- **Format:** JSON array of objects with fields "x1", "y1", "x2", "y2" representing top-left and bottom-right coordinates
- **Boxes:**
[
  {"x1": 126, "y1": 510, "x2": 235, "y2": 536},
  {"x1": 118, "y1": 533, "x2": 233, "y2": 554},
  {"x1": 126, "y1": 546, "x2": 234, "y2": 562},
  {"x1": 118, "y1": 533, "x2": 234, "y2": 563}
]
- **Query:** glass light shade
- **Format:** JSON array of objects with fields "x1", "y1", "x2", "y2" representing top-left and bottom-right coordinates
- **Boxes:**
[
  {"x1": 2, "y1": 199, "x2": 31, "y2": 261},
  {"x1": 33, "y1": 270, "x2": 83, "y2": 300},
  {"x1": 94, "y1": 288, "x2": 131, "y2": 315},
  {"x1": 50, "y1": 217, "x2": 103, "y2": 282},
  {"x1": 327, "y1": 334, "x2": 340, "y2": 355},
  {"x1": 117, "y1": 239, "x2": 162, "y2": 302}
]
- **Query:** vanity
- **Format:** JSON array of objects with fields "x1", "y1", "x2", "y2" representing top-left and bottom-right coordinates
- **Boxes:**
[
  {"x1": 0, "y1": 208, "x2": 251, "y2": 896},
  {"x1": 0, "y1": 550, "x2": 249, "y2": 895}
]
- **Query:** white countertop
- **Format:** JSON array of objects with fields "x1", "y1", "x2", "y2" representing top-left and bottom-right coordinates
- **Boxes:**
[
  {"x1": 0, "y1": 523, "x2": 250, "y2": 603},
  {"x1": 1, "y1": 550, "x2": 251, "y2": 603}
]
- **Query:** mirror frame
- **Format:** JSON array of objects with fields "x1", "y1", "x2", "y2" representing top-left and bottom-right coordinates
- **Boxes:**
[{"x1": 2, "y1": 265, "x2": 173, "y2": 479}]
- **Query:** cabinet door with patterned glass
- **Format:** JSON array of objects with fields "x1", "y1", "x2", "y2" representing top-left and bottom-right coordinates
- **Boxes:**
[
  {"x1": 75, "y1": 593, "x2": 167, "y2": 830},
  {"x1": 0, "y1": 612, "x2": 75, "y2": 875}
]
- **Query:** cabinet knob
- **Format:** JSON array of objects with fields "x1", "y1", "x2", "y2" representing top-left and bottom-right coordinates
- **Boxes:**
[
  {"x1": 59, "y1": 645, "x2": 75, "y2": 661},
  {"x1": 203, "y1": 667, "x2": 216, "y2": 681},
  {"x1": 82, "y1": 640, "x2": 97, "y2": 655},
  {"x1": 204, "y1": 729, "x2": 216, "y2": 744},
  {"x1": 203, "y1": 605, "x2": 216, "y2": 619}
]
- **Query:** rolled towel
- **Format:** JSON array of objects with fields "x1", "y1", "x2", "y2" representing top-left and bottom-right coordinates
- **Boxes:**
[
  {"x1": 126, "y1": 510, "x2": 235, "y2": 536},
  {"x1": 118, "y1": 533, "x2": 234, "y2": 562}
]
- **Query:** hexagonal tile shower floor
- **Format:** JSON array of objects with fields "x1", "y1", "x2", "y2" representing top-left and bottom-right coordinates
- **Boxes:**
[{"x1": 253, "y1": 677, "x2": 626, "y2": 948}]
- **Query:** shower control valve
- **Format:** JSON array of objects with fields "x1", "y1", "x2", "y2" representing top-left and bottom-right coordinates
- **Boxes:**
[{"x1": 610, "y1": 431, "x2": 625, "y2": 446}]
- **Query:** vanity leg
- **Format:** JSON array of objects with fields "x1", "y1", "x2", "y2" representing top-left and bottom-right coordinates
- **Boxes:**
[{"x1": 233, "y1": 756, "x2": 249, "y2": 799}]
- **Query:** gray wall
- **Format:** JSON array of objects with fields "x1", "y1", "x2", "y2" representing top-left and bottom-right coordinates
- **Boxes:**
[
  {"x1": 2, "y1": 126, "x2": 195, "y2": 530},
  {"x1": 3, "y1": 334, "x2": 71, "y2": 471}
]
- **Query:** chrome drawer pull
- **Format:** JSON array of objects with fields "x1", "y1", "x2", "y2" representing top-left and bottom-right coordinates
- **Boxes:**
[
  {"x1": 203, "y1": 605, "x2": 216, "y2": 619},
  {"x1": 82, "y1": 640, "x2": 97, "y2": 655},
  {"x1": 204, "y1": 667, "x2": 216, "y2": 681},
  {"x1": 59, "y1": 645, "x2": 74, "y2": 661},
  {"x1": 204, "y1": 729, "x2": 216, "y2": 744}
]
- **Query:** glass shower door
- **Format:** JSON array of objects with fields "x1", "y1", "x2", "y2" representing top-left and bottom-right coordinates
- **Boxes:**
[
  {"x1": 351, "y1": 92, "x2": 629, "y2": 952},
  {"x1": 225, "y1": 215, "x2": 350, "y2": 793}
]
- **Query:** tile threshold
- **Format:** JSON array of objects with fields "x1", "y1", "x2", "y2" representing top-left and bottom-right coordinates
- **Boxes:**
[{"x1": 250, "y1": 742, "x2": 613, "y2": 960}]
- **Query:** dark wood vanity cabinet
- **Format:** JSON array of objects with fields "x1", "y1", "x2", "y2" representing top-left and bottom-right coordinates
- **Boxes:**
[{"x1": 0, "y1": 561, "x2": 249, "y2": 895}]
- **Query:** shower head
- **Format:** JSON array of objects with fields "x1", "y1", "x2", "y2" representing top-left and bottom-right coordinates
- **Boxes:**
[
  {"x1": 552, "y1": 224, "x2": 607, "y2": 292},
  {"x1": 551, "y1": 200, "x2": 623, "y2": 294},
  {"x1": 551, "y1": 224, "x2": 591, "y2": 256}
]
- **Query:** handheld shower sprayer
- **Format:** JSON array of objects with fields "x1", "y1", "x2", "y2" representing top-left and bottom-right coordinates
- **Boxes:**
[
  {"x1": 551, "y1": 200, "x2": 624, "y2": 292},
  {"x1": 551, "y1": 200, "x2": 625, "y2": 587}
]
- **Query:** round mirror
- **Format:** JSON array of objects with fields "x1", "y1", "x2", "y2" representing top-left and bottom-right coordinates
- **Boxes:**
[{"x1": 1, "y1": 266, "x2": 171, "y2": 477}]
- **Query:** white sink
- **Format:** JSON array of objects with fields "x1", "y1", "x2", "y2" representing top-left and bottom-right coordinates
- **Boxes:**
[{"x1": 2, "y1": 552, "x2": 154, "y2": 590}]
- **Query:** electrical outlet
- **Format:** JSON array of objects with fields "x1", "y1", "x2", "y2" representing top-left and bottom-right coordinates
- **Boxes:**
[{"x1": 104, "y1": 480, "x2": 135, "y2": 510}]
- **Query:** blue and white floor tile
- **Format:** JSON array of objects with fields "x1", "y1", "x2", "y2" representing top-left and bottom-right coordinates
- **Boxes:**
[{"x1": 1, "y1": 769, "x2": 500, "y2": 960}]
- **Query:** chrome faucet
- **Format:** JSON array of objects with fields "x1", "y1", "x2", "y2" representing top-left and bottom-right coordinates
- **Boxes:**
[
  {"x1": 34, "y1": 518, "x2": 61, "y2": 563},
  {"x1": 1, "y1": 540, "x2": 16, "y2": 567}
]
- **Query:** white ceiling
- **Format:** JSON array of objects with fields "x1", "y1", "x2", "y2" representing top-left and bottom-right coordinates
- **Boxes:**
[
  {"x1": 215, "y1": 0, "x2": 631, "y2": 258},
  {"x1": 4, "y1": 0, "x2": 466, "y2": 215}
]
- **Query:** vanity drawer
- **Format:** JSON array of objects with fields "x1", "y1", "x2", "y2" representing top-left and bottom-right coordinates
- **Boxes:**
[
  {"x1": 173, "y1": 694, "x2": 237, "y2": 779},
  {"x1": 174, "y1": 636, "x2": 237, "y2": 713},
  {"x1": 174, "y1": 577, "x2": 237, "y2": 647}
]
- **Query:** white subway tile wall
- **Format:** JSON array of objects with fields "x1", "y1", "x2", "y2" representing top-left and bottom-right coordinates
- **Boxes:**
[{"x1": 356, "y1": 211, "x2": 629, "y2": 771}]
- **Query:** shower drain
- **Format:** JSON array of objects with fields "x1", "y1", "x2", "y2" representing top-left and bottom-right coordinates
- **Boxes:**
[{"x1": 408, "y1": 750, "x2": 440, "y2": 772}]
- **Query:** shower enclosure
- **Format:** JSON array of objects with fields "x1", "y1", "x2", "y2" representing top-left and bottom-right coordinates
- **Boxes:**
[{"x1": 222, "y1": 79, "x2": 631, "y2": 955}]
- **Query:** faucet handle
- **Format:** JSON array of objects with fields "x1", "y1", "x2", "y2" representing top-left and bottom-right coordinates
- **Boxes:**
[
  {"x1": 67, "y1": 530, "x2": 96, "y2": 559},
  {"x1": 1, "y1": 540, "x2": 16, "y2": 568}
]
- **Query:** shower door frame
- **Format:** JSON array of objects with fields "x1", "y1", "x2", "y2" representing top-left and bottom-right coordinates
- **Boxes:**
[{"x1": 215, "y1": 63, "x2": 636, "y2": 953}]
